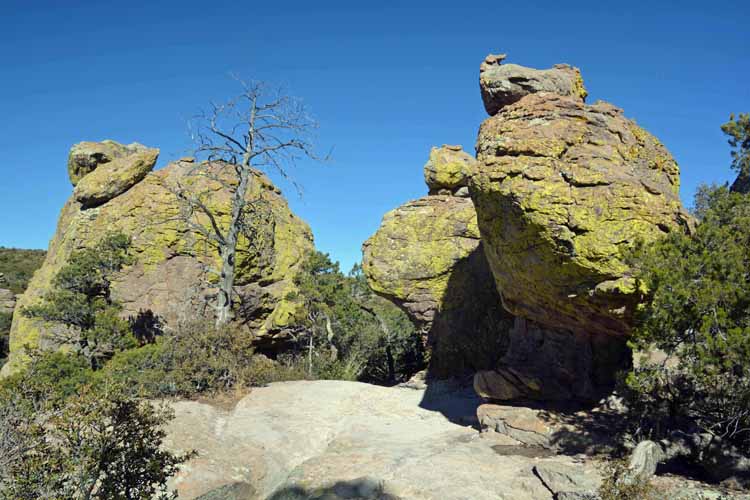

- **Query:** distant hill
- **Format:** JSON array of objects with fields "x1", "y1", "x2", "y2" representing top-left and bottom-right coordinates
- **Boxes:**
[{"x1": 0, "y1": 247, "x2": 46, "y2": 294}]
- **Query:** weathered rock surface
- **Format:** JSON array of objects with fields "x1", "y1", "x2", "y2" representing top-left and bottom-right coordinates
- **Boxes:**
[
  {"x1": 363, "y1": 147, "x2": 513, "y2": 377},
  {"x1": 3, "y1": 141, "x2": 313, "y2": 375},
  {"x1": 479, "y1": 53, "x2": 588, "y2": 115},
  {"x1": 474, "y1": 318, "x2": 630, "y2": 401},
  {"x1": 165, "y1": 380, "x2": 604, "y2": 500},
  {"x1": 0, "y1": 289, "x2": 15, "y2": 316},
  {"x1": 67, "y1": 140, "x2": 152, "y2": 186},
  {"x1": 73, "y1": 146, "x2": 159, "y2": 207},
  {"x1": 472, "y1": 59, "x2": 692, "y2": 339},
  {"x1": 423, "y1": 145, "x2": 475, "y2": 195},
  {"x1": 478, "y1": 402, "x2": 554, "y2": 447},
  {"x1": 166, "y1": 381, "x2": 740, "y2": 499}
]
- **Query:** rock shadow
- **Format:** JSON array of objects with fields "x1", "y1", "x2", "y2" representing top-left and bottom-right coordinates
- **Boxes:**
[
  {"x1": 417, "y1": 244, "x2": 513, "y2": 426},
  {"x1": 266, "y1": 477, "x2": 398, "y2": 500}
]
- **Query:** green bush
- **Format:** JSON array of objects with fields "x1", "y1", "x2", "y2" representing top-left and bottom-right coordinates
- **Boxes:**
[
  {"x1": 101, "y1": 321, "x2": 310, "y2": 398},
  {"x1": 0, "y1": 381, "x2": 193, "y2": 499},
  {"x1": 626, "y1": 185, "x2": 750, "y2": 452},
  {"x1": 287, "y1": 251, "x2": 424, "y2": 385},
  {"x1": 22, "y1": 233, "x2": 136, "y2": 369},
  {"x1": 0, "y1": 350, "x2": 95, "y2": 409},
  {"x1": 597, "y1": 460, "x2": 658, "y2": 500}
]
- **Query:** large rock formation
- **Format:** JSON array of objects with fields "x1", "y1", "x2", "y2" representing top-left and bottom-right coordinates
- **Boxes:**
[
  {"x1": 473, "y1": 56, "x2": 691, "y2": 338},
  {"x1": 362, "y1": 146, "x2": 513, "y2": 377},
  {"x1": 468, "y1": 55, "x2": 692, "y2": 401},
  {"x1": 2, "y1": 141, "x2": 313, "y2": 375}
]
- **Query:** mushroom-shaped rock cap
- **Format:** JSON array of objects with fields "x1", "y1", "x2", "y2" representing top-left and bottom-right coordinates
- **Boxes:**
[
  {"x1": 479, "y1": 53, "x2": 588, "y2": 116},
  {"x1": 67, "y1": 140, "x2": 152, "y2": 186},
  {"x1": 423, "y1": 145, "x2": 477, "y2": 194}
]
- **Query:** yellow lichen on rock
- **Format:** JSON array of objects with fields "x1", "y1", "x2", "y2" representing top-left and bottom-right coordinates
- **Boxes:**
[
  {"x1": 2, "y1": 142, "x2": 313, "y2": 375},
  {"x1": 471, "y1": 90, "x2": 692, "y2": 337},
  {"x1": 363, "y1": 146, "x2": 514, "y2": 376}
]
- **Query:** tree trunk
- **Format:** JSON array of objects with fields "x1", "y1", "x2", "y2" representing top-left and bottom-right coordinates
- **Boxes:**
[
  {"x1": 215, "y1": 163, "x2": 252, "y2": 328},
  {"x1": 308, "y1": 329, "x2": 314, "y2": 377}
]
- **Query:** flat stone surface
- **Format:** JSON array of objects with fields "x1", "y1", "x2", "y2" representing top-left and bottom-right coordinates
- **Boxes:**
[{"x1": 165, "y1": 380, "x2": 602, "y2": 499}]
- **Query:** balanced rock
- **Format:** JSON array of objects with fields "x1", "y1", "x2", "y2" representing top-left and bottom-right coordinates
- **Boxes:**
[
  {"x1": 67, "y1": 140, "x2": 152, "y2": 186},
  {"x1": 363, "y1": 147, "x2": 513, "y2": 377},
  {"x1": 479, "y1": 53, "x2": 587, "y2": 115},
  {"x1": 3, "y1": 141, "x2": 313, "y2": 375},
  {"x1": 73, "y1": 146, "x2": 159, "y2": 207},
  {"x1": 424, "y1": 145, "x2": 475, "y2": 195},
  {"x1": 472, "y1": 62, "x2": 692, "y2": 338}
]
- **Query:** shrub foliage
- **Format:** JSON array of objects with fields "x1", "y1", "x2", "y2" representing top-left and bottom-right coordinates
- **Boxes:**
[{"x1": 626, "y1": 185, "x2": 750, "y2": 452}]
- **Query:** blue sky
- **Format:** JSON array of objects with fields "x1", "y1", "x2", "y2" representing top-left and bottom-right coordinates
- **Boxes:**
[{"x1": 1, "y1": 0, "x2": 748, "y2": 271}]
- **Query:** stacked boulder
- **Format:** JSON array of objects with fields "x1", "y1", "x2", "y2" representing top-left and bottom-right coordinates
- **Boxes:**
[
  {"x1": 2, "y1": 141, "x2": 313, "y2": 375},
  {"x1": 366, "y1": 55, "x2": 692, "y2": 401},
  {"x1": 363, "y1": 146, "x2": 513, "y2": 377},
  {"x1": 471, "y1": 54, "x2": 692, "y2": 401}
]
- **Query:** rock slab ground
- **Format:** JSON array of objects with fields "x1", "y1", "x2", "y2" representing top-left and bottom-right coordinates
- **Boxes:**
[
  {"x1": 166, "y1": 381, "x2": 742, "y2": 499},
  {"x1": 165, "y1": 380, "x2": 601, "y2": 500}
]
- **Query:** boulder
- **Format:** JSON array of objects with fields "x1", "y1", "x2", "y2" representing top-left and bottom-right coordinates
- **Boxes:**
[
  {"x1": 533, "y1": 462, "x2": 601, "y2": 499},
  {"x1": 363, "y1": 147, "x2": 513, "y2": 377},
  {"x1": 2, "y1": 141, "x2": 313, "y2": 375},
  {"x1": 472, "y1": 71, "x2": 692, "y2": 338},
  {"x1": 479, "y1": 53, "x2": 587, "y2": 115},
  {"x1": 73, "y1": 147, "x2": 159, "y2": 207},
  {"x1": 67, "y1": 140, "x2": 151, "y2": 186},
  {"x1": 424, "y1": 145, "x2": 476, "y2": 194},
  {"x1": 477, "y1": 403, "x2": 553, "y2": 447}
]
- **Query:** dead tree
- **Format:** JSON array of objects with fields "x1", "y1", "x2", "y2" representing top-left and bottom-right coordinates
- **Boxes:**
[{"x1": 172, "y1": 80, "x2": 322, "y2": 327}]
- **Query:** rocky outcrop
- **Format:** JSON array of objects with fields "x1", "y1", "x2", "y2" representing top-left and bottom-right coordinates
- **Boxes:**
[
  {"x1": 472, "y1": 57, "x2": 692, "y2": 340},
  {"x1": 479, "y1": 53, "x2": 588, "y2": 115},
  {"x1": 3, "y1": 141, "x2": 313, "y2": 375},
  {"x1": 363, "y1": 146, "x2": 513, "y2": 377},
  {"x1": 164, "y1": 380, "x2": 602, "y2": 500},
  {"x1": 474, "y1": 317, "x2": 630, "y2": 401}
]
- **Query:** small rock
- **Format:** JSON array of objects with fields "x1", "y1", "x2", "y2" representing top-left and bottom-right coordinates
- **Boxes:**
[
  {"x1": 628, "y1": 440, "x2": 665, "y2": 482},
  {"x1": 67, "y1": 140, "x2": 150, "y2": 186},
  {"x1": 533, "y1": 462, "x2": 601, "y2": 497},
  {"x1": 477, "y1": 403, "x2": 552, "y2": 447}
]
